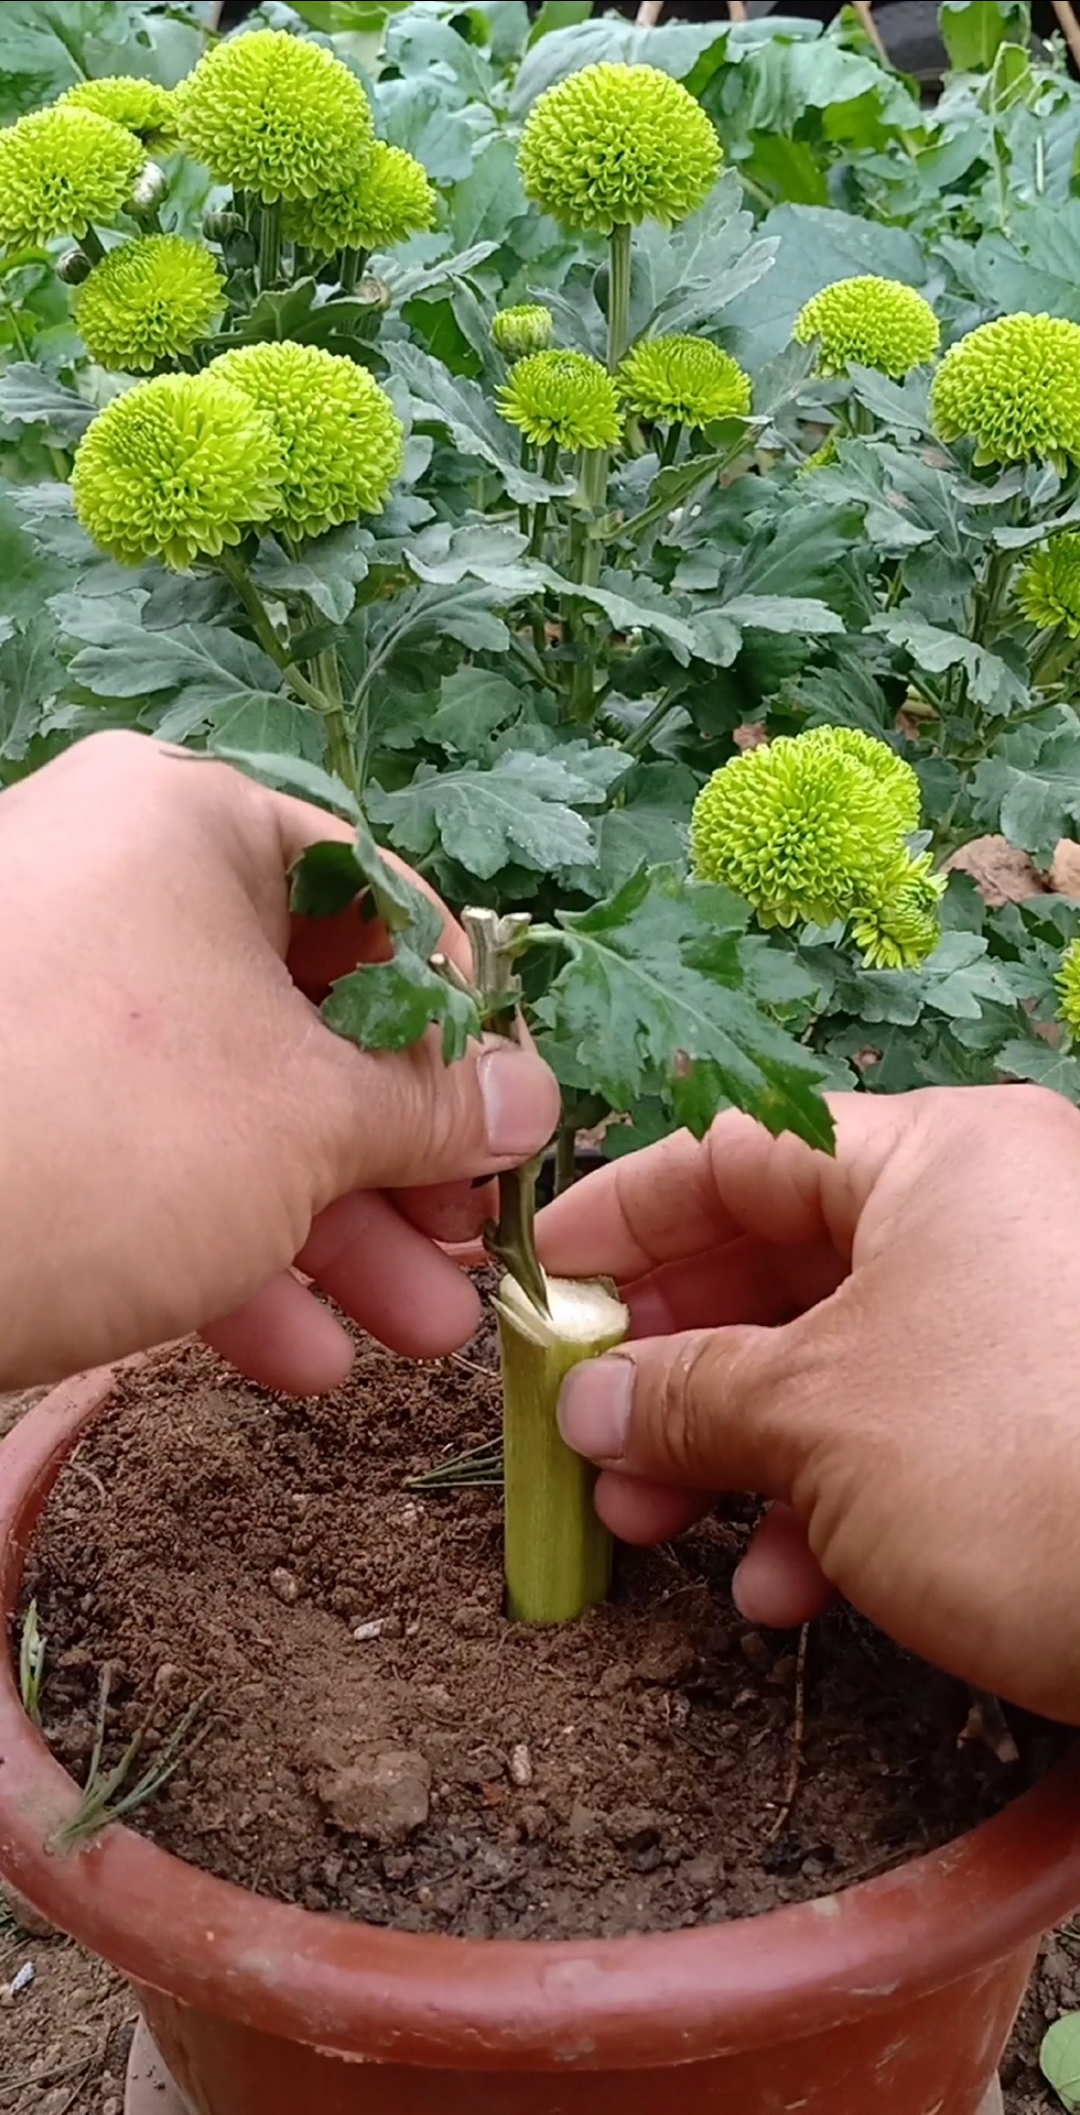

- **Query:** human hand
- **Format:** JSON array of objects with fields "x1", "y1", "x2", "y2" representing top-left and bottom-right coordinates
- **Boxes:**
[
  {"x1": 0, "y1": 733, "x2": 557, "y2": 1391},
  {"x1": 545, "y1": 1087, "x2": 1080, "y2": 1723}
]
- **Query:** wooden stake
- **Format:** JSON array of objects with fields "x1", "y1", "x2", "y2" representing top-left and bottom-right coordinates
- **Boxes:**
[
  {"x1": 1053, "y1": 0, "x2": 1080, "y2": 74},
  {"x1": 635, "y1": 1, "x2": 664, "y2": 23},
  {"x1": 728, "y1": 1, "x2": 749, "y2": 19},
  {"x1": 765, "y1": 1624, "x2": 810, "y2": 1843}
]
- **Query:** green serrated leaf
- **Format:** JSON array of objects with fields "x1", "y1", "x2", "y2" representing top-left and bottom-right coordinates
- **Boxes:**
[
  {"x1": 869, "y1": 614, "x2": 1027, "y2": 713},
  {"x1": 368, "y1": 751, "x2": 607, "y2": 881},
  {"x1": 0, "y1": 364, "x2": 94, "y2": 445},
  {"x1": 290, "y1": 839, "x2": 365, "y2": 920},
  {"x1": 537, "y1": 868, "x2": 833, "y2": 1149},
  {"x1": 388, "y1": 344, "x2": 569, "y2": 506},
  {"x1": 322, "y1": 947, "x2": 480, "y2": 1064},
  {"x1": 211, "y1": 748, "x2": 359, "y2": 820}
]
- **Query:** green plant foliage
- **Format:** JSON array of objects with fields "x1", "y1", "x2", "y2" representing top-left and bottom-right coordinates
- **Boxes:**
[{"x1": 5, "y1": 0, "x2": 1080, "y2": 1171}]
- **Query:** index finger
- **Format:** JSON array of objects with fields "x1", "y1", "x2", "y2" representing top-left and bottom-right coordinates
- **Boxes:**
[{"x1": 537, "y1": 1095, "x2": 907, "y2": 1284}]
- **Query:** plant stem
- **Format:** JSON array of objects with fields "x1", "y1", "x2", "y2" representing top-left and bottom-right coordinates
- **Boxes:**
[
  {"x1": 80, "y1": 226, "x2": 106, "y2": 265},
  {"x1": 567, "y1": 445, "x2": 610, "y2": 722},
  {"x1": 624, "y1": 685, "x2": 681, "y2": 758},
  {"x1": 607, "y1": 220, "x2": 632, "y2": 371},
  {"x1": 554, "y1": 1123, "x2": 577, "y2": 1196},
  {"x1": 258, "y1": 199, "x2": 281, "y2": 290},
  {"x1": 496, "y1": 1272, "x2": 628, "y2": 1624},
  {"x1": 529, "y1": 436, "x2": 560, "y2": 557},
  {"x1": 218, "y1": 550, "x2": 350, "y2": 739},
  {"x1": 340, "y1": 246, "x2": 367, "y2": 293},
  {"x1": 659, "y1": 423, "x2": 682, "y2": 469}
]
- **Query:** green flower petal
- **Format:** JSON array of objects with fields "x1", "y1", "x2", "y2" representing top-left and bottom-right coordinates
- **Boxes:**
[
  {"x1": 177, "y1": 27, "x2": 374, "y2": 204},
  {"x1": 690, "y1": 727, "x2": 927, "y2": 934},
  {"x1": 74, "y1": 235, "x2": 224, "y2": 373},
  {"x1": 1057, "y1": 937, "x2": 1080, "y2": 1041},
  {"x1": 0, "y1": 106, "x2": 144, "y2": 251},
  {"x1": 1017, "y1": 533, "x2": 1080, "y2": 637},
  {"x1": 72, "y1": 370, "x2": 286, "y2": 570},
  {"x1": 284, "y1": 140, "x2": 435, "y2": 257},
  {"x1": 518, "y1": 62, "x2": 720, "y2": 235},
  {"x1": 56, "y1": 76, "x2": 179, "y2": 151},
  {"x1": 932, "y1": 312, "x2": 1080, "y2": 468},
  {"x1": 617, "y1": 333, "x2": 751, "y2": 430},
  {"x1": 498, "y1": 349, "x2": 621, "y2": 452},
  {"x1": 209, "y1": 340, "x2": 403, "y2": 541},
  {"x1": 793, "y1": 275, "x2": 940, "y2": 379}
]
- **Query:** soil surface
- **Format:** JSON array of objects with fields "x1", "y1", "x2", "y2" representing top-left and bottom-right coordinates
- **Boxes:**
[
  {"x1": 21, "y1": 1324, "x2": 1066, "y2": 1945},
  {"x1": 0, "y1": 1367, "x2": 1072, "y2": 2108}
]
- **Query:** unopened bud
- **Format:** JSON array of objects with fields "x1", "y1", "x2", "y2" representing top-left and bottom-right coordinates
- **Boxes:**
[
  {"x1": 56, "y1": 248, "x2": 92, "y2": 285},
  {"x1": 492, "y1": 304, "x2": 554, "y2": 361},
  {"x1": 132, "y1": 161, "x2": 167, "y2": 215}
]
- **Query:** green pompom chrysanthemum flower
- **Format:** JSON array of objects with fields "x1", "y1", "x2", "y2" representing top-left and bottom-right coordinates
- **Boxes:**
[
  {"x1": 518, "y1": 62, "x2": 721, "y2": 235},
  {"x1": 689, "y1": 726, "x2": 926, "y2": 933},
  {"x1": 56, "y1": 76, "x2": 178, "y2": 151},
  {"x1": 617, "y1": 334, "x2": 751, "y2": 430},
  {"x1": 0, "y1": 106, "x2": 144, "y2": 251},
  {"x1": 177, "y1": 27, "x2": 374, "y2": 204},
  {"x1": 850, "y1": 855, "x2": 945, "y2": 972},
  {"x1": 793, "y1": 275, "x2": 940, "y2": 379},
  {"x1": 1017, "y1": 533, "x2": 1080, "y2": 637},
  {"x1": 492, "y1": 304, "x2": 554, "y2": 360},
  {"x1": 74, "y1": 235, "x2": 225, "y2": 373},
  {"x1": 209, "y1": 341, "x2": 403, "y2": 541},
  {"x1": 498, "y1": 349, "x2": 621, "y2": 452},
  {"x1": 801, "y1": 724, "x2": 922, "y2": 838},
  {"x1": 931, "y1": 313, "x2": 1080, "y2": 469},
  {"x1": 1057, "y1": 938, "x2": 1080, "y2": 1041},
  {"x1": 72, "y1": 370, "x2": 285, "y2": 570},
  {"x1": 284, "y1": 140, "x2": 435, "y2": 257}
]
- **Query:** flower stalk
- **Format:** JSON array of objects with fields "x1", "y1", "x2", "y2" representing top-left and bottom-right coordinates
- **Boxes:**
[{"x1": 607, "y1": 219, "x2": 632, "y2": 371}]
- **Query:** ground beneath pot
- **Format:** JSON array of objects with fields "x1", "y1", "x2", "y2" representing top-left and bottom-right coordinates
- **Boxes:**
[{"x1": 19, "y1": 1314, "x2": 1068, "y2": 1948}]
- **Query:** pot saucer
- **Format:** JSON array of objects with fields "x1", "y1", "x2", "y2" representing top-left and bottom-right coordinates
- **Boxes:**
[{"x1": 126, "y1": 2018, "x2": 189, "y2": 2114}]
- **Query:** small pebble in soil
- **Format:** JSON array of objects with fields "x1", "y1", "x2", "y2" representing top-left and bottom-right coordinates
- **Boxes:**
[
  {"x1": 317, "y1": 1749, "x2": 431, "y2": 1844},
  {"x1": 269, "y1": 1568, "x2": 300, "y2": 1606},
  {"x1": 509, "y1": 1742, "x2": 533, "y2": 1787}
]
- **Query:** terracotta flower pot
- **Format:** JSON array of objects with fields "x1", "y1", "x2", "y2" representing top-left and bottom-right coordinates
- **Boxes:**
[{"x1": 2, "y1": 1369, "x2": 1079, "y2": 2115}]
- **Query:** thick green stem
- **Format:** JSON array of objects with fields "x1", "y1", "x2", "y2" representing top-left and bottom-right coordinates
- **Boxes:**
[
  {"x1": 659, "y1": 423, "x2": 682, "y2": 469},
  {"x1": 218, "y1": 551, "x2": 343, "y2": 725},
  {"x1": 624, "y1": 686, "x2": 681, "y2": 759},
  {"x1": 339, "y1": 245, "x2": 367, "y2": 293},
  {"x1": 497, "y1": 1273, "x2": 628, "y2": 1624},
  {"x1": 607, "y1": 220, "x2": 632, "y2": 372},
  {"x1": 529, "y1": 437, "x2": 560, "y2": 558},
  {"x1": 1032, "y1": 623, "x2": 1079, "y2": 689},
  {"x1": 258, "y1": 199, "x2": 281, "y2": 290},
  {"x1": 567, "y1": 446, "x2": 610, "y2": 722},
  {"x1": 80, "y1": 225, "x2": 106, "y2": 265}
]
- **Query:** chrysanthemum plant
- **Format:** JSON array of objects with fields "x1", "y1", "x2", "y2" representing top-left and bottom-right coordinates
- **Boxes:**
[{"x1": 10, "y1": 3, "x2": 1080, "y2": 1612}]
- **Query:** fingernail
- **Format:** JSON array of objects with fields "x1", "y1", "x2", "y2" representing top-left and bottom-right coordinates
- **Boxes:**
[
  {"x1": 478, "y1": 1046, "x2": 557, "y2": 1158},
  {"x1": 557, "y1": 1358, "x2": 633, "y2": 1462}
]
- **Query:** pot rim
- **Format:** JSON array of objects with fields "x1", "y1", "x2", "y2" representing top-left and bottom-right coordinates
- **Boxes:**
[{"x1": 2, "y1": 1361, "x2": 1079, "y2": 2072}]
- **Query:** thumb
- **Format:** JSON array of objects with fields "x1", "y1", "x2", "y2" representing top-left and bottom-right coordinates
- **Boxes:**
[
  {"x1": 301, "y1": 1019, "x2": 561, "y2": 1202},
  {"x1": 556, "y1": 1318, "x2": 823, "y2": 1503}
]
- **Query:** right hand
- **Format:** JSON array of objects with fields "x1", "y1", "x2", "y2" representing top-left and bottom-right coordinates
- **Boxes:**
[{"x1": 544, "y1": 1086, "x2": 1080, "y2": 1724}]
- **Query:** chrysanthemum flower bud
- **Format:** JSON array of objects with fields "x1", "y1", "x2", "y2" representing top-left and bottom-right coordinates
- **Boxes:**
[
  {"x1": 492, "y1": 304, "x2": 554, "y2": 361},
  {"x1": 518, "y1": 62, "x2": 720, "y2": 235},
  {"x1": 932, "y1": 312, "x2": 1080, "y2": 469},
  {"x1": 793, "y1": 275, "x2": 940, "y2": 379},
  {"x1": 209, "y1": 340, "x2": 404, "y2": 541},
  {"x1": 617, "y1": 333, "x2": 751, "y2": 430},
  {"x1": 498, "y1": 349, "x2": 621, "y2": 452},
  {"x1": 0, "y1": 106, "x2": 144, "y2": 251},
  {"x1": 1017, "y1": 534, "x2": 1080, "y2": 637},
  {"x1": 74, "y1": 235, "x2": 225, "y2": 373},
  {"x1": 56, "y1": 76, "x2": 179, "y2": 152},
  {"x1": 176, "y1": 27, "x2": 374, "y2": 205},
  {"x1": 1057, "y1": 937, "x2": 1080, "y2": 1041},
  {"x1": 72, "y1": 370, "x2": 286, "y2": 569},
  {"x1": 284, "y1": 140, "x2": 435, "y2": 258}
]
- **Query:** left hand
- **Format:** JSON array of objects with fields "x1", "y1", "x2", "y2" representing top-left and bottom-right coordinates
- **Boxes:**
[{"x1": 0, "y1": 733, "x2": 558, "y2": 1391}]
